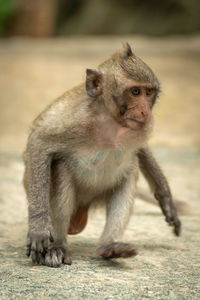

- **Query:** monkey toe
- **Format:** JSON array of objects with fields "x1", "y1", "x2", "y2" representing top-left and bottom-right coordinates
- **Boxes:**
[
  {"x1": 97, "y1": 242, "x2": 138, "y2": 259},
  {"x1": 30, "y1": 250, "x2": 45, "y2": 265},
  {"x1": 45, "y1": 248, "x2": 63, "y2": 267},
  {"x1": 45, "y1": 246, "x2": 71, "y2": 268}
]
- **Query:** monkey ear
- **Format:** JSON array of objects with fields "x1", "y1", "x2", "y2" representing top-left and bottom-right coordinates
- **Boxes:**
[
  {"x1": 86, "y1": 69, "x2": 103, "y2": 98},
  {"x1": 122, "y1": 43, "x2": 134, "y2": 59}
]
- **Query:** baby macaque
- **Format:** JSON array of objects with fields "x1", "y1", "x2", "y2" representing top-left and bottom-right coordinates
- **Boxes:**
[{"x1": 24, "y1": 43, "x2": 181, "y2": 267}]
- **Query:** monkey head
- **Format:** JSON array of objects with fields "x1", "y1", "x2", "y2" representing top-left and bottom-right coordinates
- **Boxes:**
[{"x1": 86, "y1": 43, "x2": 160, "y2": 130}]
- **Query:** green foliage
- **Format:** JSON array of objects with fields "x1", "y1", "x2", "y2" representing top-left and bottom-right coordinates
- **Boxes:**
[
  {"x1": 57, "y1": 0, "x2": 200, "y2": 36},
  {"x1": 0, "y1": 0, "x2": 16, "y2": 36}
]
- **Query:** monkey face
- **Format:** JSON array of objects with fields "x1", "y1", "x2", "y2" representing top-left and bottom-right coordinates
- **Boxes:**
[
  {"x1": 116, "y1": 81, "x2": 158, "y2": 130},
  {"x1": 86, "y1": 43, "x2": 160, "y2": 131}
]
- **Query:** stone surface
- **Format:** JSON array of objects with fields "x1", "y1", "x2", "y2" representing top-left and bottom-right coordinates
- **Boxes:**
[{"x1": 0, "y1": 36, "x2": 200, "y2": 299}]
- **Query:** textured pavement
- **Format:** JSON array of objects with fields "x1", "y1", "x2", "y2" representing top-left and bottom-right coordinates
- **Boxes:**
[{"x1": 0, "y1": 36, "x2": 200, "y2": 299}]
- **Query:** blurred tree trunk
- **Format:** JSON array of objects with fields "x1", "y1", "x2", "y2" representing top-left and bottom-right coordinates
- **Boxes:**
[{"x1": 10, "y1": 0, "x2": 57, "y2": 37}]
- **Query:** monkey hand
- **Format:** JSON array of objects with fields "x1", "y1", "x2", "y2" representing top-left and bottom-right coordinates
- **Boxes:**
[
  {"x1": 26, "y1": 228, "x2": 54, "y2": 265},
  {"x1": 154, "y1": 192, "x2": 181, "y2": 236},
  {"x1": 164, "y1": 206, "x2": 181, "y2": 237}
]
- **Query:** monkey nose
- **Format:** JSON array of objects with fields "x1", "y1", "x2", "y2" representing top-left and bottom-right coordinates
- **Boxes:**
[
  {"x1": 141, "y1": 110, "x2": 149, "y2": 121},
  {"x1": 133, "y1": 110, "x2": 150, "y2": 123}
]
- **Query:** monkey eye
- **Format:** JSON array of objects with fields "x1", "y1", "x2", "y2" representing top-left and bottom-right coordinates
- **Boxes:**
[
  {"x1": 130, "y1": 87, "x2": 140, "y2": 96},
  {"x1": 146, "y1": 88, "x2": 154, "y2": 96}
]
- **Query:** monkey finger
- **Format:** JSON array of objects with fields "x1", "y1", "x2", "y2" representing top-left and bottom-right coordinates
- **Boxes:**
[
  {"x1": 37, "y1": 252, "x2": 45, "y2": 265},
  {"x1": 50, "y1": 233, "x2": 54, "y2": 243},
  {"x1": 173, "y1": 219, "x2": 181, "y2": 236},
  {"x1": 26, "y1": 235, "x2": 31, "y2": 256},
  {"x1": 166, "y1": 215, "x2": 181, "y2": 236},
  {"x1": 42, "y1": 238, "x2": 50, "y2": 251},
  {"x1": 40, "y1": 254, "x2": 45, "y2": 266},
  {"x1": 37, "y1": 241, "x2": 44, "y2": 253},
  {"x1": 56, "y1": 249, "x2": 64, "y2": 266},
  {"x1": 30, "y1": 240, "x2": 37, "y2": 252},
  {"x1": 36, "y1": 252, "x2": 41, "y2": 265},
  {"x1": 31, "y1": 250, "x2": 38, "y2": 264},
  {"x1": 165, "y1": 212, "x2": 176, "y2": 225},
  {"x1": 166, "y1": 217, "x2": 174, "y2": 226},
  {"x1": 165, "y1": 216, "x2": 176, "y2": 227},
  {"x1": 31, "y1": 250, "x2": 43, "y2": 265},
  {"x1": 26, "y1": 235, "x2": 31, "y2": 246},
  {"x1": 26, "y1": 245, "x2": 31, "y2": 257}
]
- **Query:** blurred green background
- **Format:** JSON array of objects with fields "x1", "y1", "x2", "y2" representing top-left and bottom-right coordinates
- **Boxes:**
[{"x1": 0, "y1": 0, "x2": 200, "y2": 37}]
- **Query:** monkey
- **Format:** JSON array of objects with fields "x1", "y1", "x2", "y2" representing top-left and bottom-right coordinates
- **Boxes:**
[
  {"x1": 24, "y1": 43, "x2": 181, "y2": 267},
  {"x1": 136, "y1": 188, "x2": 188, "y2": 215}
]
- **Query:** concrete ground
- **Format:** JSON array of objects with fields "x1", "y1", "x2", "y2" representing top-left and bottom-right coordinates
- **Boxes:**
[{"x1": 0, "y1": 36, "x2": 200, "y2": 299}]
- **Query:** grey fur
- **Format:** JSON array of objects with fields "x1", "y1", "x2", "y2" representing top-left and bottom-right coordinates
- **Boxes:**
[{"x1": 24, "y1": 44, "x2": 180, "y2": 267}]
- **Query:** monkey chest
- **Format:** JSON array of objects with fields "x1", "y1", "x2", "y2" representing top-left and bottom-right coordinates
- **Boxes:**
[{"x1": 70, "y1": 148, "x2": 134, "y2": 190}]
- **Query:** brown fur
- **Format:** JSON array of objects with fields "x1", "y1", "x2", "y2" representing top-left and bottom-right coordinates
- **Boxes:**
[{"x1": 24, "y1": 44, "x2": 180, "y2": 267}]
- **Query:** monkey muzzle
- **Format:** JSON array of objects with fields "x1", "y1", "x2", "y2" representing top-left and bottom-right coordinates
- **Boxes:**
[{"x1": 123, "y1": 106, "x2": 151, "y2": 129}]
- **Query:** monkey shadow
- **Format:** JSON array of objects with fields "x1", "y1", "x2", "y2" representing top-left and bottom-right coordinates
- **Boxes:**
[
  {"x1": 137, "y1": 243, "x2": 178, "y2": 252},
  {"x1": 12, "y1": 243, "x2": 177, "y2": 270},
  {"x1": 73, "y1": 242, "x2": 176, "y2": 270},
  {"x1": 95, "y1": 257, "x2": 134, "y2": 270},
  {"x1": 70, "y1": 239, "x2": 134, "y2": 270}
]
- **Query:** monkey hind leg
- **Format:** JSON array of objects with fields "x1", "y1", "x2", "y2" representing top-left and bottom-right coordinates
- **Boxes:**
[
  {"x1": 97, "y1": 174, "x2": 138, "y2": 260},
  {"x1": 97, "y1": 242, "x2": 137, "y2": 259},
  {"x1": 45, "y1": 159, "x2": 75, "y2": 267}
]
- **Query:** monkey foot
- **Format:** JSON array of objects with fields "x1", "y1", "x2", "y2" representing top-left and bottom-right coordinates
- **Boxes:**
[
  {"x1": 96, "y1": 242, "x2": 138, "y2": 259},
  {"x1": 45, "y1": 246, "x2": 72, "y2": 267}
]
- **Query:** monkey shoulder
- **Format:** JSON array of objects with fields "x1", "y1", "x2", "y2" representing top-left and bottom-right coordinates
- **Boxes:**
[{"x1": 29, "y1": 85, "x2": 92, "y2": 141}]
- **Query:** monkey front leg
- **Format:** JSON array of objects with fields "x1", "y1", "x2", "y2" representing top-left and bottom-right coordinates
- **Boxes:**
[
  {"x1": 138, "y1": 147, "x2": 181, "y2": 236},
  {"x1": 45, "y1": 159, "x2": 75, "y2": 267},
  {"x1": 97, "y1": 176, "x2": 138, "y2": 259},
  {"x1": 24, "y1": 144, "x2": 54, "y2": 265}
]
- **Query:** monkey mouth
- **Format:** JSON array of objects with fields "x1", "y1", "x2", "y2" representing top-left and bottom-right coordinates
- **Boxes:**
[
  {"x1": 125, "y1": 118, "x2": 146, "y2": 125},
  {"x1": 124, "y1": 117, "x2": 149, "y2": 130}
]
